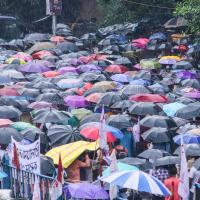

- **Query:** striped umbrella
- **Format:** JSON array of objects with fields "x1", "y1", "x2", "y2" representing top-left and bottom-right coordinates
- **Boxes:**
[{"x1": 100, "y1": 170, "x2": 171, "y2": 197}]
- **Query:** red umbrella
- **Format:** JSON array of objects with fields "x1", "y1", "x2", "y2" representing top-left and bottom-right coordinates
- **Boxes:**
[
  {"x1": 0, "y1": 87, "x2": 20, "y2": 96},
  {"x1": 80, "y1": 54, "x2": 108, "y2": 64},
  {"x1": 129, "y1": 94, "x2": 168, "y2": 103},
  {"x1": 132, "y1": 38, "x2": 149, "y2": 49},
  {"x1": 105, "y1": 65, "x2": 128, "y2": 73},
  {"x1": 32, "y1": 50, "x2": 53, "y2": 59},
  {"x1": 42, "y1": 71, "x2": 60, "y2": 78},
  {"x1": 80, "y1": 127, "x2": 116, "y2": 142}
]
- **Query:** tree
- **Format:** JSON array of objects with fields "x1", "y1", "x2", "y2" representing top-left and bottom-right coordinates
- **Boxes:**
[
  {"x1": 175, "y1": 0, "x2": 200, "y2": 33},
  {"x1": 97, "y1": 0, "x2": 176, "y2": 26}
]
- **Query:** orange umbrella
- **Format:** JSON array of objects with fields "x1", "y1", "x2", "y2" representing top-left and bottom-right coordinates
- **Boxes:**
[
  {"x1": 42, "y1": 71, "x2": 60, "y2": 78},
  {"x1": 32, "y1": 50, "x2": 53, "y2": 60},
  {"x1": 86, "y1": 93, "x2": 103, "y2": 103}
]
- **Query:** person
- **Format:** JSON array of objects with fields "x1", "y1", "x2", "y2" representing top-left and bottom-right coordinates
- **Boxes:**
[
  {"x1": 164, "y1": 166, "x2": 180, "y2": 200},
  {"x1": 66, "y1": 152, "x2": 90, "y2": 183}
]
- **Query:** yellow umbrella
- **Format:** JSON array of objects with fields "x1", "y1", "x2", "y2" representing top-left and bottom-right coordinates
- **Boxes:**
[
  {"x1": 5, "y1": 58, "x2": 26, "y2": 65},
  {"x1": 92, "y1": 81, "x2": 116, "y2": 90},
  {"x1": 45, "y1": 140, "x2": 99, "y2": 168},
  {"x1": 160, "y1": 56, "x2": 181, "y2": 61}
]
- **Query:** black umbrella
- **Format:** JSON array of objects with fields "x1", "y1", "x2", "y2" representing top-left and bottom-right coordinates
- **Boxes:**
[
  {"x1": 32, "y1": 108, "x2": 70, "y2": 123},
  {"x1": 121, "y1": 85, "x2": 151, "y2": 96},
  {"x1": 174, "y1": 144, "x2": 200, "y2": 157},
  {"x1": 40, "y1": 155, "x2": 55, "y2": 177},
  {"x1": 24, "y1": 33, "x2": 50, "y2": 43},
  {"x1": 56, "y1": 42, "x2": 78, "y2": 53},
  {"x1": 138, "y1": 149, "x2": 170, "y2": 160},
  {"x1": 0, "y1": 127, "x2": 22, "y2": 145},
  {"x1": 47, "y1": 125, "x2": 86, "y2": 147},
  {"x1": 111, "y1": 100, "x2": 134, "y2": 111},
  {"x1": 154, "y1": 156, "x2": 180, "y2": 167},
  {"x1": 36, "y1": 93, "x2": 64, "y2": 105},
  {"x1": 33, "y1": 81, "x2": 58, "y2": 90},
  {"x1": 21, "y1": 127, "x2": 46, "y2": 143},
  {"x1": 0, "y1": 105, "x2": 22, "y2": 119},
  {"x1": 119, "y1": 157, "x2": 146, "y2": 166},
  {"x1": 128, "y1": 102, "x2": 162, "y2": 116},
  {"x1": 0, "y1": 75, "x2": 12, "y2": 84},
  {"x1": 142, "y1": 127, "x2": 171, "y2": 143},
  {"x1": 80, "y1": 113, "x2": 102, "y2": 126},
  {"x1": 174, "y1": 105, "x2": 200, "y2": 119},
  {"x1": 173, "y1": 61, "x2": 193, "y2": 70},
  {"x1": 84, "y1": 88, "x2": 107, "y2": 97},
  {"x1": 181, "y1": 79, "x2": 200, "y2": 89},
  {"x1": 97, "y1": 92, "x2": 122, "y2": 107},
  {"x1": 114, "y1": 57, "x2": 131, "y2": 65},
  {"x1": 140, "y1": 115, "x2": 177, "y2": 129},
  {"x1": 107, "y1": 114, "x2": 132, "y2": 129},
  {"x1": 176, "y1": 97, "x2": 195, "y2": 105},
  {"x1": 18, "y1": 88, "x2": 40, "y2": 100},
  {"x1": 133, "y1": 70, "x2": 151, "y2": 81},
  {"x1": 80, "y1": 73, "x2": 106, "y2": 82}
]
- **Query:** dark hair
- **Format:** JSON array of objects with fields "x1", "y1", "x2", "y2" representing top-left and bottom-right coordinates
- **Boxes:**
[{"x1": 168, "y1": 166, "x2": 177, "y2": 176}]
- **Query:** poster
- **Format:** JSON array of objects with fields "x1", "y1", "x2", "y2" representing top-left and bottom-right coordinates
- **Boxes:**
[
  {"x1": 46, "y1": 0, "x2": 62, "y2": 15},
  {"x1": 11, "y1": 137, "x2": 40, "y2": 174}
]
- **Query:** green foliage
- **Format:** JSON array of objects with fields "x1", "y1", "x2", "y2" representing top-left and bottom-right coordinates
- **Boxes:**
[
  {"x1": 175, "y1": 0, "x2": 200, "y2": 33},
  {"x1": 97, "y1": 0, "x2": 176, "y2": 26}
]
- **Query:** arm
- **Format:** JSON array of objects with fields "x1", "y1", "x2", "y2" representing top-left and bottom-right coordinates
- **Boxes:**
[{"x1": 78, "y1": 155, "x2": 91, "y2": 168}]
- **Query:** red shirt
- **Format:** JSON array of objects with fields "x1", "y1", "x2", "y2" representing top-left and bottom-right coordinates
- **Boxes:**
[{"x1": 164, "y1": 177, "x2": 180, "y2": 200}]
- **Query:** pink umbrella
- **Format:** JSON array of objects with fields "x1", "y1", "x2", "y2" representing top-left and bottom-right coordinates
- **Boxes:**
[
  {"x1": 58, "y1": 66, "x2": 77, "y2": 74},
  {"x1": 132, "y1": 38, "x2": 149, "y2": 49},
  {"x1": 64, "y1": 95, "x2": 88, "y2": 108},
  {"x1": 28, "y1": 101, "x2": 55, "y2": 109},
  {"x1": 184, "y1": 92, "x2": 200, "y2": 99},
  {"x1": 12, "y1": 52, "x2": 32, "y2": 62}
]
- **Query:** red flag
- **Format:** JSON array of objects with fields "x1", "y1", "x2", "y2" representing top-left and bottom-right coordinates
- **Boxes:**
[
  {"x1": 12, "y1": 143, "x2": 20, "y2": 170},
  {"x1": 57, "y1": 154, "x2": 62, "y2": 183}
]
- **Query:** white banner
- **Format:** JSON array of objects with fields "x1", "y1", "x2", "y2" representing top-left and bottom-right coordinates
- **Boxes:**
[{"x1": 11, "y1": 137, "x2": 40, "y2": 174}]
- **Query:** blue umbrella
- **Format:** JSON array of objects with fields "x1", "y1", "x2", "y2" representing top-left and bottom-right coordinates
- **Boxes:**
[
  {"x1": 100, "y1": 170, "x2": 171, "y2": 197},
  {"x1": 130, "y1": 79, "x2": 150, "y2": 86},
  {"x1": 103, "y1": 162, "x2": 138, "y2": 177},
  {"x1": 173, "y1": 134, "x2": 200, "y2": 145},
  {"x1": 0, "y1": 171, "x2": 8, "y2": 179},
  {"x1": 149, "y1": 32, "x2": 167, "y2": 41},
  {"x1": 111, "y1": 74, "x2": 130, "y2": 83},
  {"x1": 163, "y1": 102, "x2": 186, "y2": 117}
]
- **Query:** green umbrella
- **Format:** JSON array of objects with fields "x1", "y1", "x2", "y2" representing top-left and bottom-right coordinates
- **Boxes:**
[
  {"x1": 71, "y1": 108, "x2": 93, "y2": 120},
  {"x1": 140, "y1": 59, "x2": 161, "y2": 69},
  {"x1": 11, "y1": 122, "x2": 35, "y2": 131}
]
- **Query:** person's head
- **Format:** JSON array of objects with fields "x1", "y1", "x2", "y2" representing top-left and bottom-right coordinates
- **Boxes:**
[{"x1": 168, "y1": 166, "x2": 177, "y2": 177}]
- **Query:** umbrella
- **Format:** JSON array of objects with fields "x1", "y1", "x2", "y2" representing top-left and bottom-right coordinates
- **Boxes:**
[
  {"x1": 11, "y1": 122, "x2": 35, "y2": 131},
  {"x1": 47, "y1": 125, "x2": 86, "y2": 147},
  {"x1": 130, "y1": 94, "x2": 168, "y2": 103},
  {"x1": 103, "y1": 162, "x2": 138, "y2": 177},
  {"x1": 0, "y1": 87, "x2": 20, "y2": 96},
  {"x1": 92, "y1": 81, "x2": 116, "y2": 90},
  {"x1": 71, "y1": 108, "x2": 92, "y2": 120},
  {"x1": 58, "y1": 66, "x2": 77, "y2": 74},
  {"x1": 122, "y1": 85, "x2": 151, "y2": 96},
  {"x1": 21, "y1": 127, "x2": 46, "y2": 143},
  {"x1": 0, "y1": 76, "x2": 12, "y2": 85},
  {"x1": 12, "y1": 52, "x2": 32, "y2": 62},
  {"x1": 128, "y1": 102, "x2": 162, "y2": 116},
  {"x1": 64, "y1": 95, "x2": 88, "y2": 108},
  {"x1": 174, "y1": 105, "x2": 200, "y2": 119},
  {"x1": 140, "y1": 59, "x2": 161, "y2": 69},
  {"x1": 32, "y1": 108, "x2": 70, "y2": 123},
  {"x1": 28, "y1": 42, "x2": 55, "y2": 54},
  {"x1": 114, "y1": 57, "x2": 131, "y2": 65},
  {"x1": 173, "y1": 61, "x2": 193, "y2": 70},
  {"x1": 105, "y1": 65, "x2": 128, "y2": 73},
  {"x1": 149, "y1": 33, "x2": 167, "y2": 41},
  {"x1": 24, "y1": 33, "x2": 50, "y2": 43},
  {"x1": 142, "y1": 127, "x2": 170, "y2": 143},
  {"x1": 28, "y1": 101, "x2": 54, "y2": 109},
  {"x1": 173, "y1": 134, "x2": 200, "y2": 145},
  {"x1": 97, "y1": 92, "x2": 122, "y2": 107},
  {"x1": 174, "y1": 144, "x2": 200, "y2": 157},
  {"x1": 132, "y1": 38, "x2": 149, "y2": 49},
  {"x1": 80, "y1": 73, "x2": 106, "y2": 82},
  {"x1": 164, "y1": 17, "x2": 187, "y2": 29},
  {"x1": 176, "y1": 71, "x2": 197, "y2": 79},
  {"x1": 111, "y1": 100, "x2": 134, "y2": 111},
  {"x1": 159, "y1": 58, "x2": 177, "y2": 65},
  {"x1": 0, "y1": 119, "x2": 13, "y2": 127},
  {"x1": 78, "y1": 64, "x2": 100, "y2": 73},
  {"x1": 67, "y1": 183, "x2": 109, "y2": 199},
  {"x1": 118, "y1": 157, "x2": 146, "y2": 166},
  {"x1": 181, "y1": 79, "x2": 200, "y2": 89},
  {"x1": 40, "y1": 155, "x2": 55, "y2": 176},
  {"x1": 107, "y1": 114, "x2": 132, "y2": 129},
  {"x1": 111, "y1": 74, "x2": 130, "y2": 83},
  {"x1": 5, "y1": 58, "x2": 26, "y2": 65},
  {"x1": 100, "y1": 170, "x2": 171, "y2": 197},
  {"x1": 56, "y1": 42, "x2": 78, "y2": 53},
  {"x1": 163, "y1": 102, "x2": 186, "y2": 117},
  {"x1": 0, "y1": 127, "x2": 22, "y2": 144},
  {"x1": 140, "y1": 115, "x2": 177, "y2": 128},
  {"x1": 56, "y1": 79, "x2": 83, "y2": 89},
  {"x1": 184, "y1": 91, "x2": 200, "y2": 99},
  {"x1": 138, "y1": 149, "x2": 170, "y2": 160},
  {"x1": 19, "y1": 60, "x2": 52, "y2": 73},
  {"x1": 1, "y1": 70, "x2": 24, "y2": 80},
  {"x1": 36, "y1": 93, "x2": 64, "y2": 105},
  {"x1": 0, "y1": 105, "x2": 21, "y2": 119},
  {"x1": 80, "y1": 113, "x2": 102, "y2": 126},
  {"x1": 154, "y1": 156, "x2": 180, "y2": 167},
  {"x1": 85, "y1": 93, "x2": 103, "y2": 103}
]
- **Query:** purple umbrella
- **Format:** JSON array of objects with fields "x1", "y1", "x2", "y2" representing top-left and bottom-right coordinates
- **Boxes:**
[
  {"x1": 66, "y1": 183, "x2": 109, "y2": 199},
  {"x1": 58, "y1": 66, "x2": 77, "y2": 74},
  {"x1": 176, "y1": 71, "x2": 197, "y2": 79},
  {"x1": 19, "y1": 60, "x2": 52, "y2": 73},
  {"x1": 67, "y1": 58, "x2": 83, "y2": 66},
  {"x1": 64, "y1": 95, "x2": 88, "y2": 108},
  {"x1": 111, "y1": 74, "x2": 130, "y2": 83},
  {"x1": 78, "y1": 64, "x2": 101, "y2": 72},
  {"x1": 28, "y1": 101, "x2": 55, "y2": 109},
  {"x1": 184, "y1": 91, "x2": 200, "y2": 99}
]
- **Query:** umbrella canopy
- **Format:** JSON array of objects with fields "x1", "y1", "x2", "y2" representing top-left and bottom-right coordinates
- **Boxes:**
[
  {"x1": 140, "y1": 59, "x2": 161, "y2": 69},
  {"x1": 130, "y1": 94, "x2": 168, "y2": 103},
  {"x1": 67, "y1": 183, "x2": 109, "y2": 199},
  {"x1": 163, "y1": 102, "x2": 186, "y2": 117},
  {"x1": 80, "y1": 113, "x2": 102, "y2": 125},
  {"x1": 154, "y1": 156, "x2": 180, "y2": 167},
  {"x1": 181, "y1": 79, "x2": 200, "y2": 89},
  {"x1": 164, "y1": 17, "x2": 187, "y2": 29},
  {"x1": 140, "y1": 115, "x2": 177, "y2": 128},
  {"x1": 128, "y1": 102, "x2": 162, "y2": 116},
  {"x1": 173, "y1": 61, "x2": 193, "y2": 70},
  {"x1": 173, "y1": 134, "x2": 200, "y2": 145},
  {"x1": 0, "y1": 106, "x2": 21, "y2": 119},
  {"x1": 40, "y1": 155, "x2": 55, "y2": 176},
  {"x1": 184, "y1": 91, "x2": 200, "y2": 99},
  {"x1": 111, "y1": 74, "x2": 130, "y2": 83},
  {"x1": 0, "y1": 127, "x2": 22, "y2": 144},
  {"x1": 106, "y1": 114, "x2": 132, "y2": 129},
  {"x1": 105, "y1": 64, "x2": 128, "y2": 73},
  {"x1": 92, "y1": 81, "x2": 116, "y2": 90},
  {"x1": 142, "y1": 127, "x2": 171, "y2": 143},
  {"x1": 119, "y1": 157, "x2": 146, "y2": 166},
  {"x1": 100, "y1": 170, "x2": 171, "y2": 197},
  {"x1": 64, "y1": 95, "x2": 88, "y2": 108},
  {"x1": 11, "y1": 122, "x2": 35, "y2": 131},
  {"x1": 71, "y1": 108, "x2": 92, "y2": 120},
  {"x1": 97, "y1": 92, "x2": 122, "y2": 107},
  {"x1": 111, "y1": 100, "x2": 134, "y2": 111},
  {"x1": 138, "y1": 149, "x2": 170, "y2": 160},
  {"x1": 57, "y1": 79, "x2": 83, "y2": 89},
  {"x1": 0, "y1": 119, "x2": 13, "y2": 127},
  {"x1": 85, "y1": 93, "x2": 103, "y2": 103},
  {"x1": 36, "y1": 93, "x2": 64, "y2": 105},
  {"x1": 28, "y1": 101, "x2": 54, "y2": 109},
  {"x1": 174, "y1": 144, "x2": 200, "y2": 156},
  {"x1": 122, "y1": 85, "x2": 151, "y2": 96},
  {"x1": 32, "y1": 108, "x2": 70, "y2": 123}
]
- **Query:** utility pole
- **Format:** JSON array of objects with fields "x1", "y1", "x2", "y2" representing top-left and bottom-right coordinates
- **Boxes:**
[{"x1": 52, "y1": 13, "x2": 57, "y2": 35}]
